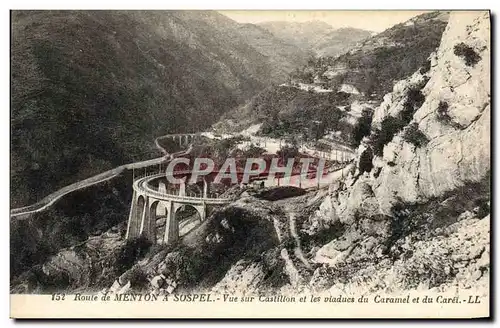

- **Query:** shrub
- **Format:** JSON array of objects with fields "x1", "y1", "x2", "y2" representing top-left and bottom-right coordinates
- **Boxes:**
[
  {"x1": 370, "y1": 116, "x2": 406, "y2": 157},
  {"x1": 353, "y1": 109, "x2": 373, "y2": 146},
  {"x1": 402, "y1": 123, "x2": 429, "y2": 148},
  {"x1": 276, "y1": 145, "x2": 299, "y2": 159},
  {"x1": 243, "y1": 144, "x2": 266, "y2": 158},
  {"x1": 436, "y1": 101, "x2": 464, "y2": 129},
  {"x1": 115, "y1": 236, "x2": 152, "y2": 275},
  {"x1": 436, "y1": 101, "x2": 451, "y2": 122},
  {"x1": 419, "y1": 58, "x2": 432, "y2": 74},
  {"x1": 401, "y1": 88, "x2": 425, "y2": 123},
  {"x1": 369, "y1": 85, "x2": 427, "y2": 156},
  {"x1": 453, "y1": 43, "x2": 481, "y2": 66},
  {"x1": 397, "y1": 253, "x2": 454, "y2": 289},
  {"x1": 314, "y1": 142, "x2": 331, "y2": 152},
  {"x1": 128, "y1": 266, "x2": 149, "y2": 290},
  {"x1": 358, "y1": 148, "x2": 374, "y2": 174}
]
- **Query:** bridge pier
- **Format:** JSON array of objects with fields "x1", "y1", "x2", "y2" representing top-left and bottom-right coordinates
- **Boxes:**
[
  {"x1": 179, "y1": 179, "x2": 186, "y2": 196},
  {"x1": 169, "y1": 133, "x2": 199, "y2": 148},
  {"x1": 127, "y1": 132, "x2": 230, "y2": 246},
  {"x1": 125, "y1": 191, "x2": 138, "y2": 239},
  {"x1": 126, "y1": 192, "x2": 146, "y2": 240},
  {"x1": 143, "y1": 198, "x2": 155, "y2": 241},
  {"x1": 199, "y1": 202, "x2": 206, "y2": 222},
  {"x1": 164, "y1": 201, "x2": 178, "y2": 245},
  {"x1": 127, "y1": 196, "x2": 211, "y2": 245},
  {"x1": 203, "y1": 178, "x2": 209, "y2": 198}
]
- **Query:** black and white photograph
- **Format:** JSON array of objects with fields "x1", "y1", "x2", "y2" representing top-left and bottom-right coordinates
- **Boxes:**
[{"x1": 9, "y1": 9, "x2": 491, "y2": 319}]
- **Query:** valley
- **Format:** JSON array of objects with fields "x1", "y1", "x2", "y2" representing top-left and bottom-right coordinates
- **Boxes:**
[{"x1": 10, "y1": 10, "x2": 490, "y2": 313}]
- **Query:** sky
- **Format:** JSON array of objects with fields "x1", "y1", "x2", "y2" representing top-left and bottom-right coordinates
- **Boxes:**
[{"x1": 219, "y1": 10, "x2": 429, "y2": 33}]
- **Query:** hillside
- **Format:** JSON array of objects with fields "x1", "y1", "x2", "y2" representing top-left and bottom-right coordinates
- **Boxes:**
[
  {"x1": 10, "y1": 10, "x2": 309, "y2": 207},
  {"x1": 313, "y1": 27, "x2": 373, "y2": 57},
  {"x1": 258, "y1": 21, "x2": 371, "y2": 56},
  {"x1": 304, "y1": 10, "x2": 490, "y2": 297},
  {"x1": 217, "y1": 12, "x2": 449, "y2": 145},
  {"x1": 306, "y1": 11, "x2": 450, "y2": 98},
  {"x1": 258, "y1": 20, "x2": 335, "y2": 50},
  {"x1": 11, "y1": 11, "x2": 491, "y2": 302}
]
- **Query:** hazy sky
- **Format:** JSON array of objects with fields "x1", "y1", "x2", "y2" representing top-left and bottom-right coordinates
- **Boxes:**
[{"x1": 219, "y1": 10, "x2": 429, "y2": 32}]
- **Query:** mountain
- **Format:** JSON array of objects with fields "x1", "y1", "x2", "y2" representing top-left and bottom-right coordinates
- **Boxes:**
[
  {"x1": 258, "y1": 21, "x2": 371, "y2": 56},
  {"x1": 11, "y1": 11, "x2": 490, "y2": 300},
  {"x1": 258, "y1": 20, "x2": 335, "y2": 50},
  {"x1": 234, "y1": 23, "x2": 312, "y2": 80},
  {"x1": 10, "y1": 10, "x2": 309, "y2": 207},
  {"x1": 313, "y1": 11, "x2": 450, "y2": 98},
  {"x1": 217, "y1": 12, "x2": 449, "y2": 146},
  {"x1": 313, "y1": 27, "x2": 373, "y2": 57},
  {"x1": 307, "y1": 10, "x2": 490, "y2": 296}
]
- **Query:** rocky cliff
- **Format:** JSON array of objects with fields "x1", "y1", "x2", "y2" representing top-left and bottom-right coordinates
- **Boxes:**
[
  {"x1": 305, "y1": 10, "x2": 490, "y2": 295},
  {"x1": 370, "y1": 11, "x2": 490, "y2": 213}
]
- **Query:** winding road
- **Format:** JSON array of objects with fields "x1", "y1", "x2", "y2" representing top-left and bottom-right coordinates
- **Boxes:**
[
  {"x1": 134, "y1": 172, "x2": 233, "y2": 205},
  {"x1": 10, "y1": 135, "x2": 190, "y2": 219},
  {"x1": 10, "y1": 132, "x2": 354, "y2": 219}
]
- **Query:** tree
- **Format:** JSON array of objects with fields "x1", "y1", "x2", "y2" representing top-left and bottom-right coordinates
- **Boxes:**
[{"x1": 353, "y1": 108, "x2": 373, "y2": 146}]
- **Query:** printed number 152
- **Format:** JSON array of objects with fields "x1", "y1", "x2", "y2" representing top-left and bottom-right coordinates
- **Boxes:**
[{"x1": 51, "y1": 293, "x2": 65, "y2": 301}]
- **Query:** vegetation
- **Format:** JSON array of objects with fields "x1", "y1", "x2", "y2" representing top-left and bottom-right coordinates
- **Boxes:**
[
  {"x1": 353, "y1": 108, "x2": 374, "y2": 146},
  {"x1": 358, "y1": 148, "x2": 374, "y2": 174},
  {"x1": 276, "y1": 145, "x2": 300, "y2": 160},
  {"x1": 10, "y1": 173, "x2": 132, "y2": 279},
  {"x1": 234, "y1": 85, "x2": 362, "y2": 145},
  {"x1": 115, "y1": 236, "x2": 152, "y2": 276},
  {"x1": 419, "y1": 58, "x2": 432, "y2": 74},
  {"x1": 436, "y1": 101, "x2": 451, "y2": 123},
  {"x1": 435, "y1": 100, "x2": 466, "y2": 129},
  {"x1": 242, "y1": 144, "x2": 267, "y2": 158},
  {"x1": 249, "y1": 87, "x2": 350, "y2": 141},
  {"x1": 402, "y1": 123, "x2": 430, "y2": 147},
  {"x1": 289, "y1": 12, "x2": 448, "y2": 99},
  {"x1": 225, "y1": 11, "x2": 447, "y2": 151},
  {"x1": 369, "y1": 85, "x2": 427, "y2": 156},
  {"x1": 401, "y1": 88, "x2": 426, "y2": 122},
  {"x1": 370, "y1": 116, "x2": 406, "y2": 156},
  {"x1": 453, "y1": 42, "x2": 481, "y2": 66},
  {"x1": 11, "y1": 10, "x2": 297, "y2": 207}
]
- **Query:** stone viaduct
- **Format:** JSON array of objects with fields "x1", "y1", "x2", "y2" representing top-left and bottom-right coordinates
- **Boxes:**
[
  {"x1": 127, "y1": 133, "x2": 233, "y2": 245},
  {"x1": 126, "y1": 133, "x2": 354, "y2": 245},
  {"x1": 161, "y1": 133, "x2": 198, "y2": 148},
  {"x1": 126, "y1": 172, "x2": 233, "y2": 245}
]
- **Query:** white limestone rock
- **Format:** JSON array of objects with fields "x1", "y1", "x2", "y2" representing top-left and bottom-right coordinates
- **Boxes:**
[{"x1": 369, "y1": 11, "x2": 490, "y2": 212}]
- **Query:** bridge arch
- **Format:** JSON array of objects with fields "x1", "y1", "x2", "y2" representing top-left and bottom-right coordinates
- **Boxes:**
[
  {"x1": 174, "y1": 203, "x2": 203, "y2": 237},
  {"x1": 149, "y1": 200, "x2": 169, "y2": 244},
  {"x1": 126, "y1": 194, "x2": 145, "y2": 239},
  {"x1": 128, "y1": 172, "x2": 234, "y2": 244}
]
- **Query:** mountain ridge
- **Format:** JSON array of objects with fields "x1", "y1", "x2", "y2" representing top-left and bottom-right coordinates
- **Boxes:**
[
  {"x1": 258, "y1": 20, "x2": 372, "y2": 56},
  {"x1": 10, "y1": 10, "x2": 310, "y2": 207}
]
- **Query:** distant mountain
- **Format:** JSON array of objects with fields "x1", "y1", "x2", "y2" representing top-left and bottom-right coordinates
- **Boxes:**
[
  {"x1": 10, "y1": 10, "x2": 310, "y2": 207},
  {"x1": 313, "y1": 27, "x2": 373, "y2": 57},
  {"x1": 292, "y1": 11, "x2": 450, "y2": 99},
  {"x1": 258, "y1": 21, "x2": 371, "y2": 56},
  {"x1": 234, "y1": 23, "x2": 312, "y2": 80},
  {"x1": 217, "y1": 12, "x2": 450, "y2": 144},
  {"x1": 258, "y1": 21, "x2": 334, "y2": 50},
  {"x1": 168, "y1": 11, "x2": 310, "y2": 82}
]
